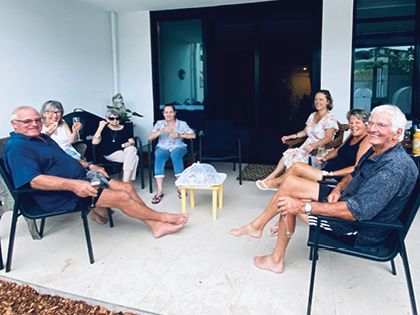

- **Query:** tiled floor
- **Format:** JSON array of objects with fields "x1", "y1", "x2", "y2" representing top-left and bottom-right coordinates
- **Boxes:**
[{"x1": 0, "y1": 162, "x2": 419, "y2": 314}]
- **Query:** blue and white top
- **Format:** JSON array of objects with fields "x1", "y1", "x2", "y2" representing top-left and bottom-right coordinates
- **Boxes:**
[{"x1": 152, "y1": 119, "x2": 193, "y2": 151}]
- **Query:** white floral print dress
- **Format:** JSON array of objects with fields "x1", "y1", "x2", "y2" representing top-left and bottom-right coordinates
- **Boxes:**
[{"x1": 283, "y1": 112, "x2": 338, "y2": 168}]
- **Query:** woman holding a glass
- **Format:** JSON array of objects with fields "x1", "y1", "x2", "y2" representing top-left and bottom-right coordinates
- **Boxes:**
[{"x1": 40, "y1": 100, "x2": 83, "y2": 160}]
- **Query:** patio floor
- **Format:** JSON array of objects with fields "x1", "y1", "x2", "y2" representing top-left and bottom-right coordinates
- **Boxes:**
[{"x1": 0, "y1": 162, "x2": 419, "y2": 314}]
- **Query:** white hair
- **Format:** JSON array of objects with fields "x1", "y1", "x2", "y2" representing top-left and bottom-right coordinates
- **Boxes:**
[
  {"x1": 370, "y1": 105, "x2": 406, "y2": 142},
  {"x1": 11, "y1": 106, "x2": 38, "y2": 121}
]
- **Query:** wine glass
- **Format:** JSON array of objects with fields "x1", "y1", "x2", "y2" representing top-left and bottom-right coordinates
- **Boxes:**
[
  {"x1": 282, "y1": 214, "x2": 292, "y2": 238},
  {"x1": 317, "y1": 145, "x2": 325, "y2": 157},
  {"x1": 73, "y1": 117, "x2": 82, "y2": 141},
  {"x1": 90, "y1": 179, "x2": 100, "y2": 207}
]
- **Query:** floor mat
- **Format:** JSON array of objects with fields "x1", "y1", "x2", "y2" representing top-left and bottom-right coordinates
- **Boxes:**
[{"x1": 237, "y1": 164, "x2": 277, "y2": 182}]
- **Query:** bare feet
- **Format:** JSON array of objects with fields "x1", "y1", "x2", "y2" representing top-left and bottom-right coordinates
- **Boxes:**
[
  {"x1": 268, "y1": 222, "x2": 279, "y2": 237},
  {"x1": 162, "y1": 213, "x2": 189, "y2": 225},
  {"x1": 229, "y1": 224, "x2": 262, "y2": 238},
  {"x1": 254, "y1": 255, "x2": 284, "y2": 274},
  {"x1": 152, "y1": 222, "x2": 186, "y2": 238},
  {"x1": 90, "y1": 211, "x2": 109, "y2": 225}
]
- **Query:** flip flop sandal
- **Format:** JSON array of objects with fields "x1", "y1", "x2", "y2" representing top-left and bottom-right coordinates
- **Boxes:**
[
  {"x1": 268, "y1": 225, "x2": 279, "y2": 237},
  {"x1": 177, "y1": 189, "x2": 186, "y2": 199},
  {"x1": 256, "y1": 180, "x2": 278, "y2": 191},
  {"x1": 151, "y1": 193, "x2": 164, "y2": 204}
]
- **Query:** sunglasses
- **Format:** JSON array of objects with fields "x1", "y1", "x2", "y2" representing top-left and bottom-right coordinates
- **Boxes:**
[{"x1": 108, "y1": 117, "x2": 121, "y2": 121}]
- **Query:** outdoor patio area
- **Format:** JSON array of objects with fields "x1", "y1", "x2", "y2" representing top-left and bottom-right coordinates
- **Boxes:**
[{"x1": 0, "y1": 162, "x2": 419, "y2": 315}]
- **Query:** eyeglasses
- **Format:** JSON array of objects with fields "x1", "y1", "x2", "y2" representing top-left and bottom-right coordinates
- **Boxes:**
[
  {"x1": 14, "y1": 118, "x2": 43, "y2": 125},
  {"x1": 47, "y1": 110, "x2": 61, "y2": 115},
  {"x1": 108, "y1": 117, "x2": 120, "y2": 121},
  {"x1": 367, "y1": 121, "x2": 391, "y2": 131}
]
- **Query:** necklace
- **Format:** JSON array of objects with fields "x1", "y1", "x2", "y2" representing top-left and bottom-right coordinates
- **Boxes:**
[{"x1": 110, "y1": 129, "x2": 118, "y2": 142}]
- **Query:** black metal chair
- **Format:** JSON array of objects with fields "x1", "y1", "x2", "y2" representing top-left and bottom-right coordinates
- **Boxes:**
[
  {"x1": 306, "y1": 176, "x2": 420, "y2": 315},
  {"x1": 0, "y1": 157, "x2": 113, "y2": 272},
  {"x1": 92, "y1": 122, "x2": 145, "y2": 189},
  {"x1": 199, "y1": 120, "x2": 242, "y2": 184},
  {"x1": 147, "y1": 138, "x2": 195, "y2": 194}
]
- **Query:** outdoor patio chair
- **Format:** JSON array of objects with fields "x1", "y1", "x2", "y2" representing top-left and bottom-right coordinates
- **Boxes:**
[
  {"x1": 147, "y1": 137, "x2": 195, "y2": 194},
  {"x1": 306, "y1": 175, "x2": 420, "y2": 315},
  {"x1": 0, "y1": 157, "x2": 114, "y2": 272},
  {"x1": 92, "y1": 121, "x2": 145, "y2": 189},
  {"x1": 199, "y1": 120, "x2": 242, "y2": 184}
]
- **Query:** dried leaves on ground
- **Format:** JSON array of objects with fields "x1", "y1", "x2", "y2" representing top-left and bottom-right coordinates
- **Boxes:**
[{"x1": 0, "y1": 280, "x2": 139, "y2": 315}]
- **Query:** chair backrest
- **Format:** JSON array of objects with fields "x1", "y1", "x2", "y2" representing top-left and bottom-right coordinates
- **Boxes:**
[
  {"x1": 0, "y1": 158, "x2": 15, "y2": 194},
  {"x1": 325, "y1": 121, "x2": 349, "y2": 149},
  {"x1": 203, "y1": 120, "x2": 235, "y2": 152},
  {"x1": 397, "y1": 176, "x2": 420, "y2": 239}
]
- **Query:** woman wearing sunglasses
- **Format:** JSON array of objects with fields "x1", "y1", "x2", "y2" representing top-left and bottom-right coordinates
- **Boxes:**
[{"x1": 92, "y1": 109, "x2": 139, "y2": 183}]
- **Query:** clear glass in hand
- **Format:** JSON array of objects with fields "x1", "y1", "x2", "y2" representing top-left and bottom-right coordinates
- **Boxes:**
[
  {"x1": 317, "y1": 145, "x2": 325, "y2": 157},
  {"x1": 90, "y1": 180, "x2": 100, "y2": 207},
  {"x1": 73, "y1": 117, "x2": 82, "y2": 141},
  {"x1": 282, "y1": 214, "x2": 292, "y2": 238}
]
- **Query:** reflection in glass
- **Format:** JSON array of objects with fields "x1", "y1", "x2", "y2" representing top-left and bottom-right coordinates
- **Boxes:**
[
  {"x1": 354, "y1": 46, "x2": 414, "y2": 115},
  {"x1": 158, "y1": 20, "x2": 203, "y2": 107}
]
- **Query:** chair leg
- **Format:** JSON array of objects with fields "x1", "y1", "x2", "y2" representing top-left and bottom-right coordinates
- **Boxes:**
[
  {"x1": 107, "y1": 208, "x2": 114, "y2": 228},
  {"x1": 39, "y1": 218, "x2": 46, "y2": 237},
  {"x1": 238, "y1": 140, "x2": 242, "y2": 185},
  {"x1": 390, "y1": 259, "x2": 397, "y2": 276},
  {"x1": 148, "y1": 142, "x2": 153, "y2": 194},
  {"x1": 80, "y1": 208, "x2": 94, "y2": 264},
  {"x1": 0, "y1": 238, "x2": 4, "y2": 270},
  {"x1": 6, "y1": 207, "x2": 19, "y2": 272},
  {"x1": 307, "y1": 224, "x2": 322, "y2": 315},
  {"x1": 399, "y1": 240, "x2": 418, "y2": 315},
  {"x1": 140, "y1": 149, "x2": 145, "y2": 190}
]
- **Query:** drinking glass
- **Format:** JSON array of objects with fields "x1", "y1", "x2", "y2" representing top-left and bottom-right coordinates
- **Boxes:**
[
  {"x1": 90, "y1": 180, "x2": 100, "y2": 207},
  {"x1": 73, "y1": 117, "x2": 82, "y2": 141},
  {"x1": 282, "y1": 214, "x2": 292, "y2": 238},
  {"x1": 317, "y1": 145, "x2": 325, "y2": 157}
]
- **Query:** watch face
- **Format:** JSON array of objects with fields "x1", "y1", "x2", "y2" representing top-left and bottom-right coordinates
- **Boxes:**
[{"x1": 305, "y1": 202, "x2": 311, "y2": 214}]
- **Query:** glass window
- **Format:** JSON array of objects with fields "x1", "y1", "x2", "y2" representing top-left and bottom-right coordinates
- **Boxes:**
[{"x1": 353, "y1": 0, "x2": 416, "y2": 116}]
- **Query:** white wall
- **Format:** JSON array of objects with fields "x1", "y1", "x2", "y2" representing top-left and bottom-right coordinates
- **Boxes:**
[
  {"x1": 117, "y1": 11, "x2": 154, "y2": 143},
  {"x1": 0, "y1": 0, "x2": 113, "y2": 137},
  {"x1": 321, "y1": 0, "x2": 354, "y2": 124}
]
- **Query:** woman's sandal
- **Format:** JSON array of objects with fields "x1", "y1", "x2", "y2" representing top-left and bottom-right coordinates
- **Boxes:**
[
  {"x1": 268, "y1": 225, "x2": 279, "y2": 237},
  {"x1": 151, "y1": 193, "x2": 164, "y2": 204},
  {"x1": 177, "y1": 189, "x2": 187, "y2": 199}
]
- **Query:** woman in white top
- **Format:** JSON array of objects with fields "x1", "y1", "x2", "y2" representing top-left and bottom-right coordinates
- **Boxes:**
[{"x1": 40, "y1": 100, "x2": 82, "y2": 159}]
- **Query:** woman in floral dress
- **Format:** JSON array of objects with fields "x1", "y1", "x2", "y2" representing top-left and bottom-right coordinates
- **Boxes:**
[{"x1": 257, "y1": 90, "x2": 338, "y2": 189}]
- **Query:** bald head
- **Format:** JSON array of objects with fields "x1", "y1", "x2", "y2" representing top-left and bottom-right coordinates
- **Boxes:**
[{"x1": 11, "y1": 106, "x2": 43, "y2": 137}]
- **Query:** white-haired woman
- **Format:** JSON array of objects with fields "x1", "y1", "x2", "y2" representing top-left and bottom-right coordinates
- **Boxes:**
[{"x1": 92, "y1": 109, "x2": 139, "y2": 183}]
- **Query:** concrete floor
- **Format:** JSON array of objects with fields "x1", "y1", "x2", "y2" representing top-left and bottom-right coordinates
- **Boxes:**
[{"x1": 0, "y1": 162, "x2": 419, "y2": 315}]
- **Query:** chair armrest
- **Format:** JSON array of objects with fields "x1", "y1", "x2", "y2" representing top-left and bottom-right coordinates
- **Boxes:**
[
  {"x1": 284, "y1": 137, "x2": 306, "y2": 148},
  {"x1": 198, "y1": 130, "x2": 204, "y2": 137},
  {"x1": 321, "y1": 175, "x2": 345, "y2": 182},
  {"x1": 315, "y1": 214, "x2": 404, "y2": 230},
  {"x1": 134, "y1": 136, "x2": 142, "y2": 149}
]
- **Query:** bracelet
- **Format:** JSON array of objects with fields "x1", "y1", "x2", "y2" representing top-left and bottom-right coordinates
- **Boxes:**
[
  {"x1": 93, "y1": 135, "x2": 100, "y2": 139},
  {"x1": 86, "y1": 162, "x2": 93, "y2": 170}
]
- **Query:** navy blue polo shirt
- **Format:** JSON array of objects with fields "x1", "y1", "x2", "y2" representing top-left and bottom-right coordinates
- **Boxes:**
[{"x1": 3, "y1": 132, "x2": 87, "y2": 212}]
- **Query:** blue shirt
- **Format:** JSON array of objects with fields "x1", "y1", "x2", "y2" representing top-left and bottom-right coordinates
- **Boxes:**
[
  {"x1": 152, "y1": 119, "x2": 193, "y2": 151},
  {"x1": 329, "y1": 143, "x2": 418, "y2": 251},
  {"x1": 3, "y1": 132, "x2": 87, "y2": 212}
]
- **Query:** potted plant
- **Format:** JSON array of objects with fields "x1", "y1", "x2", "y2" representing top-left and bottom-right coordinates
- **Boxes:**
[{"x1": 107, "y1": 93, "x2": 143, "y2": 123}]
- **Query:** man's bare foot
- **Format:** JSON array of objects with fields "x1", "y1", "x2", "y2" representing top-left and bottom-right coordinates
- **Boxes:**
[
  {"x1": 152, "y1": 222, "x2": 186, "y2": 238},
  {"x1": 90, "y1": 211, "x2": 109, "y2": 225},
  {"x1": 162, "y1": 213, "x2": 189, "y2": 225},
  {"x1": 254, "y1": 255, "x2": 284, "y2": 274},
  {"x1": 229, "y1": 224, "x2": 262, "y2": 238}
]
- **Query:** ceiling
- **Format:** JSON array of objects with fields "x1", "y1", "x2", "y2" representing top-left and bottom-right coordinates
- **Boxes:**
[{"x1": 75, "y1": 0, "x2": 274, "y2": 13}]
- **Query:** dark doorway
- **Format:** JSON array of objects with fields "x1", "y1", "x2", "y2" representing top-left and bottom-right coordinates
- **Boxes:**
[{"x1": 151, "y1": 1, "x2": 322, "y2": 164}]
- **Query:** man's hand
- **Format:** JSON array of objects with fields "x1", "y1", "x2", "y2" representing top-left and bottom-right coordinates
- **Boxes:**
[
  {"x1": 327, "y1": 188, "x2": 341, "y2": 203},
  {"x1": 90, "y1": 164, "x2": 108, "y2": 177},
  {"x1": 277, "y1": 196, "x2": 305, "y2": 216},
  {"x1": 72, "y1": 180, "x2": 99, "y2": 198}
]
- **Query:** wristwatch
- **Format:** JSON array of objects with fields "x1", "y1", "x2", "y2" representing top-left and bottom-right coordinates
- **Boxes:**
[
  {"x1": 304, "y1": 201, "x2": 312, "y2": 215},
  {"x1": 182, "y1": 133, "x2": 185, "y2": 138},
  {"x1": 86, "y1": 162, "x2": 93, "y2": 171}
]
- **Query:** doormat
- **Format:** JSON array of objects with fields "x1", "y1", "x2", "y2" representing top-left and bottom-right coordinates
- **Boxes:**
[{"x1": 237, "y1": 164, "x2": 277, "y2": 182}]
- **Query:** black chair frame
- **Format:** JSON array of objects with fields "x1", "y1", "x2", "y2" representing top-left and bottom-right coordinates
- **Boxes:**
[
  {"x1": 147, "y1": 138, "x2": 195, "y2": 194},
  {"x1": 92, "y1": 135, "x2": 145, "y2": 190},
  {"x1": 0, "y1": 158, "x2": 113, "y2": 272},
  {"x1": 306, "y1": 177, "x2": 420, "y2": 315},
  {"x1": 198, "y1": 121, "x2": 242, "y2": 185}
]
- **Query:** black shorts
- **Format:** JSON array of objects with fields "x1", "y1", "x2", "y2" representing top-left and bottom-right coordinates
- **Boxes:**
[{"x1": 318, "y1": 183, "x2": 335, "y2": 202}]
